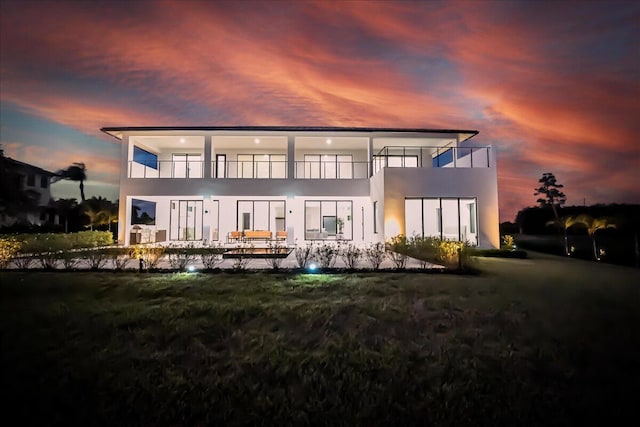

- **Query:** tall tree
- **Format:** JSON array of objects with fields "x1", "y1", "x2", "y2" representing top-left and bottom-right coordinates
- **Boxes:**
[
  {"x1": 534, "y1": 173, "x2": 566, "y2": 219},
  {"x1": 52, "y1": 163, "x2": 87, "y2": 202},
  {"x1": 83, "y1": 196, "x2": 113, "y2": 231}
]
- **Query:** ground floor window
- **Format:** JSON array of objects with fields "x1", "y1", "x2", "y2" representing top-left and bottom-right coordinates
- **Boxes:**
[
  {"x1": 405, "y1": 197, "x2": 478, "y2": 245},
  {"x1": 305, "y1": 200, "x2": 353, "y2": 240},
  {"x1": 236, "y1": 200, "x2": 286, "y2": 231},
  {"x1": 170, "y1": 200, "x2": 203, "y2": 241}
]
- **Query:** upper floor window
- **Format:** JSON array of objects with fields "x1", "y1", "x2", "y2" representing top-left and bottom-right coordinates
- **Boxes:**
[
  {"x1": 40, "y1": 176, "x2": 48, "y2": 188},
  {"x1": 304, "y1": 154, "x2": 353, "y2": 179},
  {"x1": 27, "y1": 174, "x2": 35, "y2": 186},
  {"x1": 236, "y1": 154, "x2": 286, "y2": 178},
  {"x1": 133, "y1": 146, "x2": 158, "y2": 170}
]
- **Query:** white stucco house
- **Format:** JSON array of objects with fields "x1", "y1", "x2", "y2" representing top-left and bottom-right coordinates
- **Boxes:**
[{"x1": 101, "y1": 126, "x2": 499, "y2": 248}]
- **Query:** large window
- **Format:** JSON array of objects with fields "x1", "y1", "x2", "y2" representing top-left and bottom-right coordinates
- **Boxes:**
[
  {"x1": 405, "y1": 197, "x2": 478, "y2": 245},
  {"x1": 304, "y1": 154, "x2": 353, "y2": 179},
  {"x1": 305, "y1": 200, "x2": 353, "y2": 240},
  {"x1": 131, "y1": 199, "x2": 156, "y2": 225},
  {"x1": 133, "y1": 146, "x2": 158, "y2": 169},
  {"x1": 172, "y1": 154, "x2": 202, "y2": 178},
  {"x1": 170, "y1": 200, "x2": 203, "y2": 241},
  {"x1": 237, "y1": 154, "x2": 286, "y2": 178},
  {"x1": 236, "y1": 200, "x2": 286, "y2": 231}
]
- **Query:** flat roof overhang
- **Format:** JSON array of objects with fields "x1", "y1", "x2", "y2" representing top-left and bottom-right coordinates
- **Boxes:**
[{"x1": 101, "y1": 126, "x2": 479, "y2": 143}]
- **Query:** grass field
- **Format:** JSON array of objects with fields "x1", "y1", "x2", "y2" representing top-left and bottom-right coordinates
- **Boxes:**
[{"x1": 1, "y1": 255, "x2": 639, "y2": 426}]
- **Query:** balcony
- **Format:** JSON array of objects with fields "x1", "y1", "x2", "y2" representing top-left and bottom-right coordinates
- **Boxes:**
[
  {"x1": 128, "y1": 160, "x2": 204, "y2": 178},
  {"x1": 373, "y1": 146, "x2": 492, "y2": 174},
  {"x1": 294, "y1": 160, "x2": 369, "y2": 179},
  {"x1": 213, "y1": 160, "x2": 288, "y2": 179}
]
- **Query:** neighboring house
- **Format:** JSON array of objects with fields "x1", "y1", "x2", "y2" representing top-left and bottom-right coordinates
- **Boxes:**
[
  {"x1": 102, "y1": 126, "x2": 499, "y2": 248},
  {"x1": 0, "y1": 157, "x2": 56, "y2": 226}
]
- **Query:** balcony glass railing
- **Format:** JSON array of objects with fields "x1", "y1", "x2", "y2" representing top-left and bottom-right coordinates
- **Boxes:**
[
  {"x1": 373, "y1": 146, "x2": 491, "y2": 173},
  {"x1": 294, "y1": 161, "x2": 369, "y2": 179},
  {"x1": 213, "y1": 160, "x2": 288, "y2": 179},
  {"x1": 128, "y1": 161, "x2": 204, "y2": 178}
]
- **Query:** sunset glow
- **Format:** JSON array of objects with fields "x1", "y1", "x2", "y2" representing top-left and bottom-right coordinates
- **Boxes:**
[{"x1": 1, "y1": 0, "x2": 638, "y2": 220}]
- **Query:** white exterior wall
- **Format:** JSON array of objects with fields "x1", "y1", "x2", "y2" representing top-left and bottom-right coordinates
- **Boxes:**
[{"x1": 116, "y1": 129, "x2": 499, "y2": 248}]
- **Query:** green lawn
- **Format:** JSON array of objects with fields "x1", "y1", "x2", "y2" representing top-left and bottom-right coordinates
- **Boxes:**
[{"x1": 1, "y1": 256, "x2": 639, "y2": 426}]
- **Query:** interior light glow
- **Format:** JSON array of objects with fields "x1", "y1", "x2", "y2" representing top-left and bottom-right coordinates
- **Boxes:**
[
  {"x1": 326, "y1": 139, "x2": 332, "y2": 144},
  {"x1": 254, "y1": 138, "x2": 260, "y2": 144},
  {"x1": 180, "y1": 138, "x2": 186, "y2": 143}
]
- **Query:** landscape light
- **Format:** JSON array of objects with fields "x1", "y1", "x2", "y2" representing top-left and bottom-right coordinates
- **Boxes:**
[
  {"x1": 187, "y1": 265, "x2": 196, "y2": 272},
  {"x1": 307, "y1": 262, "x2": 317, "y2": 272}
]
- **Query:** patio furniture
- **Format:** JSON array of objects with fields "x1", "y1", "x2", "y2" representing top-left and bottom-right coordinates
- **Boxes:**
[
  {"x1": 275, "y1": 230, "x2": 287, "y2": 241},
  {"x1": 227, "y1": 230, "x2": 243, "y2": 243},
  {"x1": 244, "y1": 230, "x2": 272, "y2": 242}
]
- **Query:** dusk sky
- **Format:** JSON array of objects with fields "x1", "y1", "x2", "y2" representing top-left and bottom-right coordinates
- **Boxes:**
[{"x1": 1, "y1": 0, "x2": 638, "y2": 221}]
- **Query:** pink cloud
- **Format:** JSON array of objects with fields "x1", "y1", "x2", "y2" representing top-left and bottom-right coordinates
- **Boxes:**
[{"x1": 1, "y1": 1, "x2": 638, "y2": 221}]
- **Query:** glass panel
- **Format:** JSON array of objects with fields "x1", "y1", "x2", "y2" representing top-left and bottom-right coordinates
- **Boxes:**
[
  {"x1": 238, "y1": 155, "x2": 253, "y2": 178},
  {"x1": 305, "y1": 201, "x2": 321, "y2": 239},
  {"x1": 211, "y1": 200, "x2": 219, "y2": 240},
  {"x1": 216, "y1": 155, "x2": 226, "y2": 178},
  {"x1": 253, "y1": 201, "x2": 269, "y2": 230},
  {"x1": 188, "y1": 154, "x2": 202, "y2": 178},
  {"x1": 405, "y1": 199, "x2": 423, "y2": 238},
  {"x1": 423, "y1": 199, "x2": 440, "y2": 238},
  {"x1": 271, "y1": 155, "x2": 286, "y2": 178},
  {"x1": 170, "y1": 201, "x2": 178, "y2": 240},
  {"x1": 337, "y1": 201, "x2": 352, "y2": 239},
  {"x1": 305, "y1": 155, "x2": 320, "y2": 178},
  {"x1": 337, "y1": 155, "x2": 352, "y2": 178},
  {"x1": 321, "y1": 201, "x2": 337, "y2": 236},
  {"x1": 441, "y1": 199, "x2": 460, "y2": 241},
  {"x1": 255, "y1": 155, "x2": 270, "y2": 178},
  {"x1": 133, "y1": 146, "x2": 158, "y2": 169},
  {"x1": 173, "y1": 154, "x2": 187, "y2": 178},
  {"x1": 271, "y1": 201, "x2": 285, "y2": 231},
  {"x1": 237, "y1": 201, "x2": 252, "y2": 230},
  {"x1": 323, "y1": 155, "x2": 337, "y2": 179},
  {"x1": 459, "y1": 198, "x2": 477, "y2": 245},
  {"x1": 404, "y1": 156, "x2": 418, "y2": 167}
]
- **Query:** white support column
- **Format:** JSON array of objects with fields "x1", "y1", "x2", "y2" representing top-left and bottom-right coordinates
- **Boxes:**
[
  {"x1": 367, "y1": 137, "x2": 374, "y2": 177},
  {"x1": 287, "y1": 135, "x2": 295, "y2": 179},
  {"x1": 118, "y1": 134, "x2": 130, "y2": 245},
  {"x1": 203, "y1": 135, "x2": 212, "y2": 178}
]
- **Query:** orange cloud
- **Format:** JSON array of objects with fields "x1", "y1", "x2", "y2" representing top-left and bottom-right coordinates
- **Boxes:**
[{"x1": 1, "y1": 1, "x2": 638, "y2": 221}]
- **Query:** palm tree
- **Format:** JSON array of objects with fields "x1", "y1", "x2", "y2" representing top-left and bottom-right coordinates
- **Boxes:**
[
  {"x1": 52, "y1": 163, "x2": 87, "y2": 202},
  {"x1": 83, "y1": 196, "x2": 112, "y2": 231},
  {"x1": 546, "y1": 215, "x2": 576, "y2": 256},
  {"x1": 568, "y1": 214, "x2": 617, "y2": 261}
]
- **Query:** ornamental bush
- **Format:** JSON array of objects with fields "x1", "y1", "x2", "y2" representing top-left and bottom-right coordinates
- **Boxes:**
[{"x1": 0, "y1": 237, "x2": 21, "y2": 269}]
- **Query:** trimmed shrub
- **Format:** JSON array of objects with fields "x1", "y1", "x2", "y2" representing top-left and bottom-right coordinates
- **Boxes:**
[
  {"x1": 265, "y1": 241, "x2": 287, "y2": 270},
  {"x1": 365, "y1": 242, "x2": 385, "y2": 270},
  {"x1": 167, "y1": 243, "x2": 198, "y2": 270},
  {"x1": 341, "y1": 244, "x2": 362, "y2": 269},
  {"x1": 0, "y1": 237, "x2": 21, "y2": 269},
  {"x1": 130, "y1": 245, "x2": 165, "y2": 270},
  {"x1": 201, "y1": 243, "x2": 225, "y2": 270},
  {"x1": 315, "y1": 242, "x2": 340, "y2": 268},
  {"x1": 386, "y1": 235, "x2": 408, "y2": 269},
  {"x1": 294, "y1": 241, "x2": 314, "y2": 268}
]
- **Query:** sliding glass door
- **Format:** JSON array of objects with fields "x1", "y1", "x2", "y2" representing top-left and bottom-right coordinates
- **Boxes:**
[
  {"x1": 170, "y1": 200, "x2": 203, "y2": 241},
  {"x1": 404, "y1": 197, "x2": 478, "y2": 245}
]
